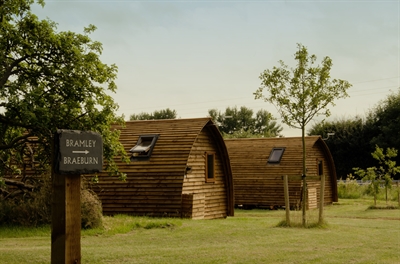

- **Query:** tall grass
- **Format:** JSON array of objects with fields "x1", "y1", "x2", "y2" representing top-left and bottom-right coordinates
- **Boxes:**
[{"x1": 337, "y1": 176, "x2": 400, "y2": 203}]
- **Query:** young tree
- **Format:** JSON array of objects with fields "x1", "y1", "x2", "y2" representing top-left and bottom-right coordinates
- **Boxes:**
[
  {"x1": 130, "y1": 108, "x2": 177, "y2": 120},
  {"x1": 0, "y1": 0, "x2": 127, "y2": 193},
  {"x1": 208, "y1": 106, "x2": 282, "y2": 138},
  {"x1": 254, "y1": 43, "x2": 351, "y2": 226},
  {"x1": 354, "y1": 145, "x2": 400, "y2": 206}
]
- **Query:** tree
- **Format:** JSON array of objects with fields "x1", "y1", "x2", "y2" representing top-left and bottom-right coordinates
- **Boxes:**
[
  {"x1": 309, "y1": 89, "x2": 400, "y2": 181},
  {"x1": 130, "y1": 108, "x2": 177, "y2": 120},
  {"x1": 208, "y1": 106, "x2": 282, "y2": 138},
  {"x1": 366, "y1": 89, "x2": 400, "y2": 168},
  {"x1": 353, "y1": 145, "x2": 400, "y2": 206},
  {"x1": 0, "y1": 0, "x2": 127, "y2": 196},
  {"x1": 254, "y1": 43, "x2": 351, "y2": 226},
  {"x1": 308, "y1": 117, "x2": 374, "y2": 179}
]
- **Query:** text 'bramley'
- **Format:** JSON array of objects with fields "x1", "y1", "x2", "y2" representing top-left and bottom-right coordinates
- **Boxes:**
[{"x1": 65, "y1": 139, "x2": 97, "y2": 148}]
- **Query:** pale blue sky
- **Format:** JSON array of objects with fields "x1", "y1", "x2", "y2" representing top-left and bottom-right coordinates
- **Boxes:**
[{"x1": 33, "y1": 0, "x2": 399, "y2": 136}]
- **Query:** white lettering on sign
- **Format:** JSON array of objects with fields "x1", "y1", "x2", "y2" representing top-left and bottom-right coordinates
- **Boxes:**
[
  {"x1": 63, "y1": 157, "x2": 99, "y2": 165},
  {"x1": 65, "y1": 139, "x2": 96, "y2": 148}
]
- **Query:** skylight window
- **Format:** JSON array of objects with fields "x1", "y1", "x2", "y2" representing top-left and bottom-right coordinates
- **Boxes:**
[
  {"x1": 130, "y1": 134, "x2": 159, "y2": 160},
  {"x1": 267, "y1": 147, "x2": 285, "y2": 164}
]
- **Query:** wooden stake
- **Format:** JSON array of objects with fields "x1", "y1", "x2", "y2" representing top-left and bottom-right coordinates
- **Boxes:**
[
  {"x1": 319, "y1": 175, "x2": 325, "y2": 224},
  {"x1": 283, "y1": 175, "x2": 290, "y2": 225}
]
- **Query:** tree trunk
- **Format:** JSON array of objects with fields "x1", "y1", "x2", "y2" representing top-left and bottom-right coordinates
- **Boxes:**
[{"x1": 302, "y1": 126, "x2": 307, "y2": 227}]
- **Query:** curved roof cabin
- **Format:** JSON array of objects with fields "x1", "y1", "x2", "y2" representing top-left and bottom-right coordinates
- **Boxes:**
[
  {"x1": 91, "y1": 118, "x2": 234, "y2": 219},
  {"x1": 225, "y1": 136, "x2": 338, "y2": 209}
]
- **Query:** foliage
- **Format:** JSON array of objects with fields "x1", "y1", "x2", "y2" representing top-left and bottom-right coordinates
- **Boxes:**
[
  {"x1": 81, "y1": 189, "x2": 103, "y2": 229},
  {"x1": 0, "y1": 174, "x2": 52, "y2": 226},
  {"x1": 255, "y1": 43, "x2": 351, "y2": 132},
  {"x1": 308, "y1": 117, "x2": 374, "y2": 179},
  {"x1": 309, "y1": 89, "x2": 400, "y2": 180},
  {"x1": 0, "y1": 174, "x2": 105, "y2": 227},
  {"x1": 366, "y1": 89, "x2": 400, "y2": 163},
  {"x1": 337, "y1": 174, "x2": 366, "y2": 199},
  {"x1": 130, "y1": 108, "x2": 177, "y2": 120},
  {"x1": 337, "y1": 176, "x2": 400, "y2": 204},
  {"x1": 0, "y1": 0, "x2": 127, "y2": 183},
  {"x1": 353, "y1": 145, "x2": 400, "y2": 205},
  {"x1": 254, "y1": 43, "x2": 351, "y2": 226},
  {"x1": 208, "y1": 106, "x2": 282, "y2": 138}
]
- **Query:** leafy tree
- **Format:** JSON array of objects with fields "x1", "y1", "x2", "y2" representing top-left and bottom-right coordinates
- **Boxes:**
[
  {"x1": 366, "y1": 89, "x2": 400, "y2": 161},
  {"x1": 0, "y1": 0, "x2": 127, "y2": 197},
  {"x1": 130, "y1": 108, "x2": 177, "y2": 120},
  {"x1": 254, "y1": 43, "x2": 351, "y2": 226},
  {"x1": 353, "y1": 145, "x2": 400, "y2": 206},
  {"x1": 309, "y1": 89, "x2": 400, "y2": 181},
  {"x1": 208, "y1": 106, "x2": 282, "y2": 138},
  {"x1": 308, "y1": 117, "x2": 374, "y2": 179}
]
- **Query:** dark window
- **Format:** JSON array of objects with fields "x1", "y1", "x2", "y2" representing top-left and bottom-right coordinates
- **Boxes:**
[
  {"x1": 318, "y1": 160, "x2": 324, "y2": 176},
  {"x1": 267, "y1": 147, "x2": 285, "y2": 164},
  {"x1": 205, "y1": 152, "x2": 215, "y2": 183},
  {"x1": 130, "y1": 134, "x2": 159, "y2": 161}
]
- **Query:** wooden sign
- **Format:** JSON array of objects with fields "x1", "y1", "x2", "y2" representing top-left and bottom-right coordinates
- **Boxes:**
[
  {"x1": 51, "y1": 130, "x2": 103, "y2": 264},
  {"x1": 54, "y1": 129, "x2": 103, "y2": 174}
]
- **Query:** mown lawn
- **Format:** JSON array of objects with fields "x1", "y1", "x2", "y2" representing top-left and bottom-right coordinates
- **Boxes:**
[{"x1": 0, "y1": 198, "x2": 399, "y2": 264}]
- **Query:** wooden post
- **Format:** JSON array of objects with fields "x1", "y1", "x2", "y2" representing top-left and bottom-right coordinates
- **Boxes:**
[
  {"x1": 51, "y1": 130, "x2": 102, "y2": 264},
  {"x1": 302, "y1": 175, "x2": 307, "y2": 227},
  {"x1": 51, "y1": 172, "x2": 81, "y2": 263},
  {"x1": 283, "y1": 175, "x2": 290, "y2": 225},
  {"x1": 318, "y1": 175, "x2": 325, "y2": 224},
  {"x1": 396, "y1": 181, "x2": 399, "y2": 206}
]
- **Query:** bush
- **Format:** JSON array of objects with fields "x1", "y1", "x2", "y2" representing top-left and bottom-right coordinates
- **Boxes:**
[
  {"x1": 0, "y1": 176, "x2": 103, "y2": 228},
  {"x1": 81, "y1": 189, "x2": 103, "y2": 229},
  {"x1": 337, "y1": 175, "x2": 400, "y2": 203},
  {"x1": 337, "y1": 175, "x2": 365, "y2": 199},
  {"x1": 0, "y1": 176, "x2": 52, "y2": 227}
]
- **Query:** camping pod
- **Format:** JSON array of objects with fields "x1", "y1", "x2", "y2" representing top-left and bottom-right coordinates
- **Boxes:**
[
  {"x1": 225, "y1": 136, "x2": 338, "y2": 209},
  {"x1": 91, "y1": 118, "x2": 234, "y2": 219}
]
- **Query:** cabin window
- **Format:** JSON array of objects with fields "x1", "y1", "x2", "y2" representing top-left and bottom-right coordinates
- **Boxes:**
[
  {"x1": 130, "y1": 134, "x2": 159, "y2": 161},
  {"x1": 205, "y1": 152, "x2": 215, "y2": 183},
  {"x1": 267, "y1": 147, "x2": 285, "y2": 164},
  {"x1": 318, "y1": 160, "x2": 324, "y2": 176}
]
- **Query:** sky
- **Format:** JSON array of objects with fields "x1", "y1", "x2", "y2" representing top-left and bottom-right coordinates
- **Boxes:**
[{"x1": 32, "y1": 0, "x2": 399, "y2": 137}]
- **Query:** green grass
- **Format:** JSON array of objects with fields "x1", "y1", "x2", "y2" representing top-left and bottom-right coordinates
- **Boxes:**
[{"x1": 0, "y1": 199, "x2": 399, "y2": 264}]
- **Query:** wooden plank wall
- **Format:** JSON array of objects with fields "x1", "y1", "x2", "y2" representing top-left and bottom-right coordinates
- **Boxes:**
[
  {"x1": 90, "y1": 118, "x2": 232, "y2": 219},
  {"x1": 225, "y1": 137, "x2": 337, "y2": 209},
  {"x1": 182, "y1": 128, "x2": 228, "y2": 219},
  {"x1": 91, "y1": 119, "x2": 209, "y2": 217}
]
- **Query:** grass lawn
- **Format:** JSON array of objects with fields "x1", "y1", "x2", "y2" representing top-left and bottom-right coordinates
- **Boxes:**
[{"x1": 0, "y1": 198, "x2": 399, "y2": 263}]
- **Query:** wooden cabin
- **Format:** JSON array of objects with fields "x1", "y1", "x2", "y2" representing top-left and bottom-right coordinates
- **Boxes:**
[
  {"x1": 91, "y1": 118, "x2": 234, "y2": 219},
  {"x1": 225, "y1": 136, "x2": 338, "y2": 209}
]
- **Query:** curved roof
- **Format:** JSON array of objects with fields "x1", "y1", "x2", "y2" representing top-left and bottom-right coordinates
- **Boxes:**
[
  {"x1": 105, "y1": 117, "x2": 234, "y2": 216},
  {"x1": 225, "y1": 136, "x2": 338, "y2": 202}
]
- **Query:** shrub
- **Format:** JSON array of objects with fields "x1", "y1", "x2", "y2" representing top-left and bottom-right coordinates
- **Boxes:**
[
  {"x1": 81, "y1": 189, "x2": 103, "y2": 229},
  {"x1": 0, "y1": 176, "x2": 52, "y2": 227},
  {"x1": 337, "y1": 175, "x2": 364, "y2": 199},
  {"x1": 0, "y1": 176, "x2": 103, "y2": 228}
]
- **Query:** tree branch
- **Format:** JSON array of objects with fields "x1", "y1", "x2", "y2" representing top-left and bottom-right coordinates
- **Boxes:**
[
  {"x1": 0, "y1": 132, "x2": 33, "y2": 150},
  {"x1": 3, "y1": 178, "x2": 35, "y2": 190}
]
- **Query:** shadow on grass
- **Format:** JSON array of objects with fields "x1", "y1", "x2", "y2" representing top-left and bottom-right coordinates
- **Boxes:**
[
  {"x1": 276, "y1": 219, "x2": 329, "y2": 229},
  {"x1": 367, "y1": 205, "x2": 399, "y2": 210}
]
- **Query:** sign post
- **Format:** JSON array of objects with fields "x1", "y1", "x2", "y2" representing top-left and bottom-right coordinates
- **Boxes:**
[{"x1": 51, "y1": 130, "x2": 103, "y2": 264}]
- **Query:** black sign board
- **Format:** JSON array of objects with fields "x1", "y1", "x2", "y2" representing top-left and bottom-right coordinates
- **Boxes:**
[{"x1": 55, "y1": 130, "x2": 103, "y2": 174}]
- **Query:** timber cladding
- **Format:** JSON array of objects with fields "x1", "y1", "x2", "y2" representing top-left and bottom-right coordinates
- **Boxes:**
[
  {"x1": 91, "y1": 118, "x2": 234, "y2": 219},
  {"x1": 225, "y1": 136, "x2": 338, "y2": 209}
]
